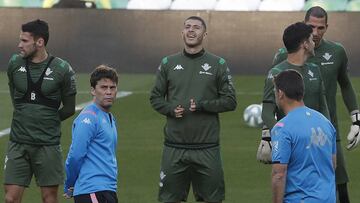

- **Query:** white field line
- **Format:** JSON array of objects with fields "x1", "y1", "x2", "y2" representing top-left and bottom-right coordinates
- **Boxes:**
[{"x1": 0, "y1": 91, "x2": 132, "y2": 138}]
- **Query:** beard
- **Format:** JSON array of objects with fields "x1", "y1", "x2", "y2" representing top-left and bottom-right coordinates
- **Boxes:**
[{"x1": 21, "y1": 44, "x2": 37, "y2": 59}]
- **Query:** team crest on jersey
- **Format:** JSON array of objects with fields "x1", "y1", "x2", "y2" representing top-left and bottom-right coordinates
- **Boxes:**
[
  {"x1": 199, "y1": 63, "x2": 213, "y2": 75},
  {"x1": 18, "y1": 66, "x2": 26, "y2": 72},
  {"x1": 322, "y1": 52, "x2": 332, "y2": 61},
  {"x1": 45, "y1": 68, "x2": 53, "y2": 76},
  {"x1": 44, "y1": 68, "x2": 54, "y2": 80},
  {"x1": 307, "y1": 70, "x2": 314, "y2": 77},
  {"x1": 173, "y1": 65, "x2": 184, "y2": 70},
  {"x1": 321, "y1": 52, "x2": 334, "y2": 66},
  {"x1": 201, "y1": 63, "x2": 211, "y2": 71}
]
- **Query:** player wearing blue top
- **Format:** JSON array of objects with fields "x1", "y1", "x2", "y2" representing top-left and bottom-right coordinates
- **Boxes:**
[
  {"x1": 64, "y1": 65, "x2": 119, "y2": 203},
  {"x1": 271, "y1": 70, "x2": 336, "y2": 203}
]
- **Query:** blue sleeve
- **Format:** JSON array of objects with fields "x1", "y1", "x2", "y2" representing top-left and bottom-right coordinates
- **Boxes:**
[
  {"x1": 331, "y1": 123, "x2": 337, "y2": 155},
  {"x1": 271, "y1": 124, "x2": 291, "y2": 164},
  {"x1": 64, "y1": 111, "x2": 97, "y2": 192}
]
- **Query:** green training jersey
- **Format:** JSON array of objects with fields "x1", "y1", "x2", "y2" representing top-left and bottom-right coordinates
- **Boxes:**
[
  {"x1": 262, "y1": 60, "x2": 329, "y2": 129},
  {"x1": 7, "y1": 54, "x2": 76, "y2": 145},
  {"x1": 273, "y1": 39, "x2": 359, "y2": 131},
  {"x1": 150, "y1": 50, "x2": 237, "y2": 149}
]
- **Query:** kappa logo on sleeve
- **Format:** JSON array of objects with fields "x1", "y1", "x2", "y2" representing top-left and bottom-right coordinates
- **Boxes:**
[
  {"x1": 81, "y1": 118, "x2": 92, "y2": 125},
  {"x1": 173, "y1": 65, "x2": 184, "y2": 70}
]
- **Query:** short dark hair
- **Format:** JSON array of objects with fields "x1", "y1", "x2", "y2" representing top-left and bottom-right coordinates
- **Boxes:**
[
  {"x1": 305, "y1": 6, "x2": 328, "y2": 24},
  {"x1": 185, "y1": 16, "x2": 207, "y2": 30},
  {"x1": 90, "y1": 65, "x2": 118, "y2": 88},
  {"x1": 22, "y1": 19, "x2": 49, "y2": 46},
  {"x1": 283, "y1": 22, "x2": 312, "y2": 54},
  {"x1": 274, "y1": 70, "x2": 304, "y2": 101}
]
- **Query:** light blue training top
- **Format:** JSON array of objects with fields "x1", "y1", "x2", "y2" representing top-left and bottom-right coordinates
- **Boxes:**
[
  {"x1": 271, "y1": 106, "x2": 336, "y2": 203},
  {"x1": 64, "y1": 102, "x2": 118, "y2": 196}
]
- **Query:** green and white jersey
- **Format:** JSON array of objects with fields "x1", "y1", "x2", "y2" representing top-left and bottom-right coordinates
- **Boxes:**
[
  {"x1": 7, "y1": 54, "x2": 76, "y2": 145},
  {"x1": 150, "y1": 50, "x2": 237, "y2": 149},
  {"x1": 273, "y1": 39, "x2": 358, "y2": 132},
  {"x1": 262, "y1": 60, "x2": 329, "y2": 129}
]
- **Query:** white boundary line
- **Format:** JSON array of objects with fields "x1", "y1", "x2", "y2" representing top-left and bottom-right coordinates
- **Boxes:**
[{"x1": 0, "y1": 91, "x2": 133, "y2": 138}]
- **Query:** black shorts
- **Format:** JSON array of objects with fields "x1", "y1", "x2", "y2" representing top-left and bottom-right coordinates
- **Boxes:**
[{"x1": 74, "y1": 191, "x2": 118, "y2": 203}]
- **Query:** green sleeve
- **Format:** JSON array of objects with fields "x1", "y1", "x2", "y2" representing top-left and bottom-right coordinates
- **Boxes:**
[
  {"x1": 7, "y1": 56, "x2": 15, "y2": 106},
  {"x1": 261, "y1": 102, "x2": 277, "y2": 129},
  {"x1": 318, "y1": 71, "x2": 330, "y2": 119},
  {"x1": 337, "y1": 49, "x2": 359, "y2": 113},
  {"x1": 59, "y1": 94, "x2": 76, "y2": 121},
  {"x1": 261, "y1": 69, "x2": 278, "y2": 129},
  {"x1": 61, "y1": 63, "x2": 77, "y2": 97},
  {"x1": 272, "y1": 48, "x2": 287, "y2": 66},
  {"x1": 198, "y1": 61, "x2": 237, "y2": 113},
  {"x1": 58, "y1": 63, "x2": 76, "y2": 121},
  {"x1": 150, "y1": 60, "x2": 176, "y2": 117}
]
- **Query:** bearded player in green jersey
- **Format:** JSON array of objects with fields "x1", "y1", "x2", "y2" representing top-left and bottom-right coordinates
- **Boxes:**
[
  {"x1": 150, "y1": 16, "x2": 236, "y2": 203},
  {"x1": 5, "y1": 19, "x2": 76, "y2": 203},
  {"x1": 270, "y1": 6, "x2": 359, "y2": 203}
]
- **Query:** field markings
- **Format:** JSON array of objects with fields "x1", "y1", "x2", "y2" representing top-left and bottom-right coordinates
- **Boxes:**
[{"x1": 0, "y1": 91, "x2": 132, "y2": 138}]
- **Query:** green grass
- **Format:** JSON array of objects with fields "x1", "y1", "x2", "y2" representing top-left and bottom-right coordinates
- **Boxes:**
[{"x1": 0, "y1": 73, "x2": 359, "y2": 202}]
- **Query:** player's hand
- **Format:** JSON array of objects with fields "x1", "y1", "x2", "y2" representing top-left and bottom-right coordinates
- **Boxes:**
[
  {"x1": 189, "y1": 99, "x2": 196, "y2": 112},
  {"x1": 256, "y1": 127, "x2": 272, "y2": 164},
  {"x1": 174, "y1": 105, "x2": 185, "y2": 118},
  {"x1": 346, "y1": 113, "x2": 360, "y2": 150},
  {"x1": 63, "y1": 187, "x2": 74, "y2": 199}
]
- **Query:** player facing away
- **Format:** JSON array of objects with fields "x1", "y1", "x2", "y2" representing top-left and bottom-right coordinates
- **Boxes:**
[
  {"x1": 5, "y1": 19, "x2": 76, "y2": 203},
  {"x1": 272, "y1": 6, "x2": 360, "y2": 203},
  {"x1": 257, "y1": 22, "x2": 329, "y2": 163},
  {"x1": 150, "y1": 16, "x2": 237, "y2": 203},
  {"x1": 64, "y1": 65, "x2": 119, "y2": 203},
  {"x1": 271, "y1": 69, "x2": 336, "y2": 203}
]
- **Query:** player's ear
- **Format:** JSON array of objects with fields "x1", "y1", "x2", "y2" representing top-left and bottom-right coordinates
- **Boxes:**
[
  {"x1": 35, "y1": 38, "x2": 45, "y2": 47},
  {"x1": 90, "y1": 87, "x2": 95, "y2": 96}
]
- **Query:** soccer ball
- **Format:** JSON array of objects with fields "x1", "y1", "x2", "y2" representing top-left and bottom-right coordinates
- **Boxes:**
[{"x1": 243, "y1": 104, "x2": 263, "y2": 128}]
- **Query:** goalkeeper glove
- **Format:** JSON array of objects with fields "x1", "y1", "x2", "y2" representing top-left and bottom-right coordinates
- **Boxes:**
[
  {"x1": 346, "y1": 112, "x2": 360, "y2": 150},
  {"x1": 256, "y1": 127, "x2": 272, "y2": 164}
]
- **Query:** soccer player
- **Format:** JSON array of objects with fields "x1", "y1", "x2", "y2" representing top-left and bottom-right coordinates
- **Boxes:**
[
  {"x1": 64, "y1": 65, "x2": 119, "y2": 203},
  {"x1": 272, "y1": 6, "x2": 359, "y2": 202},
  {"x1": 5, "y1": 19, "x2": 76, "y2": 203},
  {"x1": 150, "y1": 16, "x2": 237, "y2": 203},
  {"x1": 257, "y1": 22, "x2": 329, "y2": 163},
  {"x1": 271, "y1": 69, "x2": 336, "y2": 203}
]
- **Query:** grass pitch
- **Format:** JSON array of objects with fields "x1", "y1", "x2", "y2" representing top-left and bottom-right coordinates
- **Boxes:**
[{"x1": 0, "y1": 72, "x2": 359, "y2": 202}]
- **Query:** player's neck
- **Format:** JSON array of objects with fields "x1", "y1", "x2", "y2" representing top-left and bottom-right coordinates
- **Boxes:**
[
  {"x1": 31, "y1": 49, "x2": 48, "y2": 63},
  {"x1": 287, "y1": 51, "x2": 308, "y2": 66},
  {"x1": 283, "y1": 100, "x2": 305, "y2": 115},
  {"x1": 184, "y1": 45, "x2": 203, "y2": 55}
]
